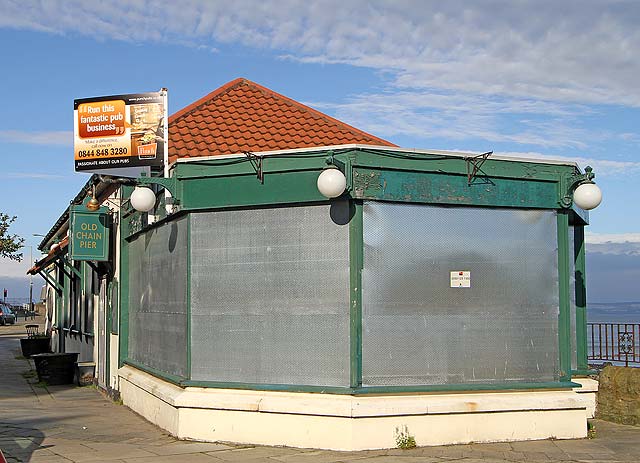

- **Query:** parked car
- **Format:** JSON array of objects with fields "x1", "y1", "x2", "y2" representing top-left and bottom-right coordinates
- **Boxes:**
[{"x1": 0, "y1": 305, "x2": 16, "y2": 325}]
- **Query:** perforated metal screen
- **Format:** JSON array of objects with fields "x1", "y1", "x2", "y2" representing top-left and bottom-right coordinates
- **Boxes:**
[
  {"x1": 128, "y1": 217, "x2": 188, "y2": 377},
  {"x1": 362, "y1": 202, "x2": 560, "y2": 386},
  {"x1": 190, "y1": 203, "x2": 351, "y2": 386}
]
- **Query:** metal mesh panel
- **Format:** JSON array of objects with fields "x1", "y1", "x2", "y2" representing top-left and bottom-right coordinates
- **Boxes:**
[
  {"x1": 362, "y1": 202, "x2": 559, "y2": 386},
  {"x1": 128, "y1": 217, "x2": 188, "y2": 377},
  {"x1": 190, "y1": 203, "x2": 351, "y2": 386}
]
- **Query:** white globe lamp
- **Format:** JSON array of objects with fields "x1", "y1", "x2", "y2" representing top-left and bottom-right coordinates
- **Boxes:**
[
  {"x1": 317, "y1": 168, "x2": 347, "y2": 198},
  {"x1": 130, "y1": 186, "x2": 157, "y2": 212},
  {"x1": 573, "y1": 182, "x2": 602, "y2": 210}
]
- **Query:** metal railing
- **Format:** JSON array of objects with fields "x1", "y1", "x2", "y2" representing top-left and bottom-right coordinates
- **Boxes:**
[{"x1": 588, "y1": 323, "x2": 640, "y2": 366}]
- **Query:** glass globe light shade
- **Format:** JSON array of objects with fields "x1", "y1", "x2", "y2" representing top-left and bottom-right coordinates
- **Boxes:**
[
  {"x1": 573, "y1": 182, "x2": 602, "y2": 210},
  {"x1": 130, "y1": 186, "x2": 156, "y2": 212},
  {"x1": 317, "y1": 168, "x2": 346, "y2": 198}
]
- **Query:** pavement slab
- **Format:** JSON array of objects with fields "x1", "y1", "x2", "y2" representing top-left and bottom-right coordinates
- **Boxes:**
[{"x1": 3, "y1": 316, "x2": 640, "y2": 462}]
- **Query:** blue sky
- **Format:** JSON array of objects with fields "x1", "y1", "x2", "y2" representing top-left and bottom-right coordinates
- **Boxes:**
[{"x1": 0, "y1": 1, "x2": 639, "y2": 303}]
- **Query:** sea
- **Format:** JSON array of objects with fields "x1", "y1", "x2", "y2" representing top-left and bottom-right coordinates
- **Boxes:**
[
  {"x1": 587, "y1": 301, "x2": 640, "y2": 323},
  {"x1": 586, "y1": 302, "x2": 640, "y2": 367}
]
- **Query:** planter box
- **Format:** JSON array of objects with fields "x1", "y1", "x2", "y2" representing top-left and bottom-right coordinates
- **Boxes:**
[
  {"x1": 76, "y1": 361, "x2": 96, "y2": 386},
  {"x1": 20, "y1": 337, "x2": 51, "y2": 358},
  {"x1": 32, "y1": 353, "x2": 79, "y2": 385}
]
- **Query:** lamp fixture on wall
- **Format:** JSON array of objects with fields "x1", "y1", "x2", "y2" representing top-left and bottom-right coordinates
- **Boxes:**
[{"x1": 561, "y1": 166, "x2": 602, "y2": 211}]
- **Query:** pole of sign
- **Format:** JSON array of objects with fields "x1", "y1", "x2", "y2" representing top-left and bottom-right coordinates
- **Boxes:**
[
  {"x1": 161, "y1": 88, "x2": 171, "y2": 215},
  {"x1": 162, "y1": 88, "x2": 169, "y2": 179}
]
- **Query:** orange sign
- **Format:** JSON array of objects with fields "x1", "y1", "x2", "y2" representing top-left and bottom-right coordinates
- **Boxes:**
[{"x1": 77, "y1": 100, "x2": 127, "y2": 138}]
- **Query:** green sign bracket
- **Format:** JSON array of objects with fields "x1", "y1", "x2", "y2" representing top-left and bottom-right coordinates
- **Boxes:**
[
  {"x1": 61, "y1": 256, "x2": 82, "y2": 279},
  {"x1": 39, "y1": 268, "x2": 63, "y2": 295}
]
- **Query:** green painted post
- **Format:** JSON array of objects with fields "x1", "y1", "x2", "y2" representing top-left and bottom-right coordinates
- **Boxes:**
[
  {"x1": 557, "y1": 211, "x2": 572, "y2": 381},
  {"x1": 349, "y1": 200, "x2": 363, "y2": 388},
  {"x1": 118, "y1": 190, "x2": 130, "y2": 368},
  {"x1": 574, "y1": 225, "x2": 589, "y2": 371}
]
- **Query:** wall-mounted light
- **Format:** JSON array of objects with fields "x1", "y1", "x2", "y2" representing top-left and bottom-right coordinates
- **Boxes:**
[
  {"x1": 317, "y1": 167, "x2": 347, "y2": 199},
  {"x1": 560, "y1": 166, "x2": 602, "y2": 211},
  {"x1": 130, "y1": 186, "x2": 157, "y2": 212},
  {"x1": 573, "y1": 182, "x2": 602, "y2": 211}
]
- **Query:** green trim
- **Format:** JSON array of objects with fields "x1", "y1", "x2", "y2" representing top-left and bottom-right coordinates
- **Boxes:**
[
  {"x1": 178, "y1": 379, "x2": 581, "y2": 395},
  {"x1": 571, "y1": 369, "x2": 598, "y2": 377},
  {"x1": 124, "y1": 359, "x2": 186, "y2": 385},
  {"x1": 186, "y1": 214, "x2": 192, "y2": 379},
  {"x1": 119, "y1": 189, "x2": 130, "y2": 367},
  {"x1": 352, "y1": 168, "x2": 558, "y2": 209},
  {"x1": 349, "y1": 200, "x2": 363, "y2": 388},
  {"x1": 174, "y1": 148, "x2": 578, "y2": 213},
  {"x1": 557, "y1": 211, "x2": 572, "y2": 381},
  {"x1": 574, "y1": 225, "x2": 589, "y2": 371}
]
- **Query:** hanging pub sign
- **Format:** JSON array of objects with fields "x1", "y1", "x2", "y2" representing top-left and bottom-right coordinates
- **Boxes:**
[
  {"x1": 74, "y1": 91, "x2": 167, "y2": 172},
  {"x1": 69, "y1": 205, "x2": 110, "y2": 261}
]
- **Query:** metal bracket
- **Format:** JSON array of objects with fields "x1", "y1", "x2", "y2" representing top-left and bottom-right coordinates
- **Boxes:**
[
  {"x1": 466, "y1": 151, "x2": 493, "y2": 185},
  {"x1": 136, "y1": 173, "x2": 180, "y2": 201},
  {"x1": 325, "y1": 152, "x2": 353, "y2": 193},
  {"x1": 61, "y1": 257, "x2": 82, "y2": 279},
  {"x1": 39, "y1": 268, "x2": 63, "y2": 295},
  {"x1": 244, "y1": 151, "x2": 264, "y2": 184},
  {"x1": 559, "y1": 166, "x2": 595, "y2": 208}
]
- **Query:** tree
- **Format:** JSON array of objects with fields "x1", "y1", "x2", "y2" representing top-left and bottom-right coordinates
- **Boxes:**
[{"x1": 0, "y1": 213, "x2": 25, "y2": 261}]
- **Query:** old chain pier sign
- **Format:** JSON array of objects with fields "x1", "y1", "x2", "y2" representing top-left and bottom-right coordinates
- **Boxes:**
[{"x1": 70, "y1": 205, "x2": 110, "y2": 261}]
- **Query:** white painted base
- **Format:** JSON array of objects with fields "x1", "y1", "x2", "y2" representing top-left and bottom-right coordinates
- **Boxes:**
[
  {"x1": 572, "y1": 377, "x2": 599, "y2": 419},
  {"x1": 118, "y1": 366, "x2": 587, "y2": 451}
]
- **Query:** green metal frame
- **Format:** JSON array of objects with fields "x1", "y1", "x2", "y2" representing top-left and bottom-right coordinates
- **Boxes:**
[
  {"x1": 573, "y1": 225, "x2": 591, "y2": 374},
  {"x1": 349, "y1": 201, "x2": 363, "y2": 388},
  {"x1": 117, "y1": 148, "x2": 591, "y2": 393},
  {"x1": 557, "y1": 211, "x2": 572, "y2": 381}
]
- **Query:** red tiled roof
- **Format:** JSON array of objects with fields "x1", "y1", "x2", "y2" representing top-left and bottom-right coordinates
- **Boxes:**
[{"x1": 168, "y1": 78, "x2": 396, "y2": 163}]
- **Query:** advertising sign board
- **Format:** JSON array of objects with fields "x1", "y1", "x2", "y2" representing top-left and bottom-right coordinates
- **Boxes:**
[
  {"x1": 69, "y1": 206, "x2": 110, "y2": 261},
  {"x1": 74, "y1": 91, "x2": 167, "y2": 172}
]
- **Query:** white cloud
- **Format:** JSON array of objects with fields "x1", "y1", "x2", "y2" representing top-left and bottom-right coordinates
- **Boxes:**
[
  {"x1": 4, "y1": 172, "x2": 66, "y2": 179},
  {"x1": 489, "y1": 151, "x2": 640, "y2": 177},
  {"x1": 307, "y1": 91, "x2": 599, "y2": 149},
  {"x1": 0, "y1": 130, "x2": 72, "y2": 146},
  {"x1": 1, "y1": 1, "x2": 639, "y2": 107},
  {"x1": 586, "y1": 232, "x2": 640, "y2": 245},
  {"x1": 0, "y1": 257, "x2": 33, "y2": 278}
]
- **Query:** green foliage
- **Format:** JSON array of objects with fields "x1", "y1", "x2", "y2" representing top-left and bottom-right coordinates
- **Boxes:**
[
  {"x1": 395, "y1": 425, "x2": 417, "y2": 449},
  {"x1": 587, "y1": 420, "x2": 596, "y2": 439},
  {"x1": 0, "y1": 213, "x2": 24, "y2": 261}
]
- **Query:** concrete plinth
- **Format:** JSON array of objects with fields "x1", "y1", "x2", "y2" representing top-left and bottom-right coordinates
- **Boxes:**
[{"x1": 118, "y1": 366, "x2": 587, "y2": 451}]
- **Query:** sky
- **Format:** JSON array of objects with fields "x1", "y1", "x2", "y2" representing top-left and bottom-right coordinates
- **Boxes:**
[{"x1": 0, "y1": 0, "x2": 638, "y2": 303}]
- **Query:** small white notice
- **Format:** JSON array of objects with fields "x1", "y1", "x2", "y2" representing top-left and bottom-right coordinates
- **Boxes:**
[{"x1": 450, "y1": 271, "x2": 471, "y2": 288}]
